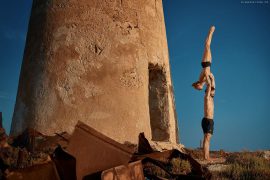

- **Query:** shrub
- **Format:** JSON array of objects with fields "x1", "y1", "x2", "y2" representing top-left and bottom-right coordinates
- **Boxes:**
[
  {"x1": 170, "y1": 158, "x2": 191, "y2": 175},
  {"x1": 222, "y1": 153, "x2": 270, "y2": 180}
]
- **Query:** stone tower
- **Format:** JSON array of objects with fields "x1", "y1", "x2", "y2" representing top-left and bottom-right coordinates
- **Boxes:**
[{"x1": 11, "y1": 0, "x2": 179, "y2": 144}]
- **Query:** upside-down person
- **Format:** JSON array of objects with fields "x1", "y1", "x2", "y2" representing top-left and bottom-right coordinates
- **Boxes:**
[{"x1": 192, "y1": 26, "x2": 216, "y2": 97}]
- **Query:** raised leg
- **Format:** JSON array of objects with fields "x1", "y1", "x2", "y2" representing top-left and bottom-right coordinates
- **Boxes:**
[{"x1": 202, "y1": 26, "x2": 215, "y2": 63}]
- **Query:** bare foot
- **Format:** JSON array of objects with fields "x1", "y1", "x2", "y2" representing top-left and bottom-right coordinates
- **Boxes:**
[
  {"x1": 205, "y1": 157, "x2": 220, "y2": 164},
  {"x1": 210, "y1": 26, "x2": 215, "y2": 33}
]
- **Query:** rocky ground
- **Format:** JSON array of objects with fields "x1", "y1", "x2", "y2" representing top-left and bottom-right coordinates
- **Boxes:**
[
  {"x1": 0, "y1": 123, "x2": 211, "y2": 180},
  {"x1": 1, "y1": 120, "x2": 269, "y2": 180}
]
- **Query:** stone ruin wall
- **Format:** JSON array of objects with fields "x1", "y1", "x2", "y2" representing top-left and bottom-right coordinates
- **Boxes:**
[{"x1": 11, "y1": 0, "x2": 179, "y2": 144}]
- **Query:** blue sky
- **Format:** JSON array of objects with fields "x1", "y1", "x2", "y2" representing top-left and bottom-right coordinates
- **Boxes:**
[
  {"x1": 0, "y1": 0, "x2": 269, "y2": 151},
  {"x1": 163, "y1": 0, "x2": 270, "y2": 151},
  {"x1": 0, "y1": 1, "x2": 32, "y2": 132}
]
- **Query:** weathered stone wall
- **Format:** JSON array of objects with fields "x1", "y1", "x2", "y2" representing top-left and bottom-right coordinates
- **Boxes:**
[{"x1": 11, "y1": 0, "x2": 179, "y2": 144}]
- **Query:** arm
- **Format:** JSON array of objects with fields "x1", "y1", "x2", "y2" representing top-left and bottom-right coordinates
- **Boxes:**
[
  {"x1": 209, "y1": 73, "x2": 215, "y2": 89},
  {"x1": 205, "y1": 75, "x2": 212, "y2": 98}
]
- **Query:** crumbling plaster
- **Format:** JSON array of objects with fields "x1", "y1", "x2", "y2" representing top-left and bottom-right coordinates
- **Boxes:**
[{"x1": 11, "y1": 0, "x2": 179, "y2": 144}]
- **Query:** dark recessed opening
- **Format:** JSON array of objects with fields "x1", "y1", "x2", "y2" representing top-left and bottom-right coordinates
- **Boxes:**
[{"x1": 148, "y1": 63, "x2": 170, "y2": 141}]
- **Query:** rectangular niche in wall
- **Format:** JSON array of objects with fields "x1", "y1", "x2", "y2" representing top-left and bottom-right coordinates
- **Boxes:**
[{"x1": 148, "y1": 63, "x2": 170, "y2": 142}]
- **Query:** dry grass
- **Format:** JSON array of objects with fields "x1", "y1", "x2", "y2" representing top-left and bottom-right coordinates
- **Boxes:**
[
  {"x1": 143, "y1": 161, "x2": 170, "y2": 178},
  {"x1": 184, "y1": 148, "x2": 270, "y2": 179},
  {"x1": 169, "y1": 158, "x2": 191, "y2": 175},
  {"x1": 220, "y1": 152, "x2": 270, "y2": 180},
  {"x1": 143, "y1": 158, "x2": 192, "y2": 179}
]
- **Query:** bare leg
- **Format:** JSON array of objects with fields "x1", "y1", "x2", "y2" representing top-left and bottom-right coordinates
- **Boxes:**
[
  {"x1": 202, "y1": 26, "x2": 215, "y2": 63},
  {"x1": 203, "y1": 133, "x2": 212, "y2": 160},
  {"x1": 202, "y1": 135, "x2": 206, "y2": 154}
]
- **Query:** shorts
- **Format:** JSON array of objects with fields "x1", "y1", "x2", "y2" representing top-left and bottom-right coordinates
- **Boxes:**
[{"x1": 201, "y1": 117, "x2": 214, "y2": 134}]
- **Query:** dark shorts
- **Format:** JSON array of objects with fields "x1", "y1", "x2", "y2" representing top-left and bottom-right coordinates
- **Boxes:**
[
  {"x1": 201, "y1": 117, "x2": 214, "y2": 134},
  {"x1": 201, "y1": 61, "x2": 211, "y2": 68}
]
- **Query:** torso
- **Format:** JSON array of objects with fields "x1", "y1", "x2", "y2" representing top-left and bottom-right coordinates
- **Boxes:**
[{"x1": 204, "y1": 96, "x2": 214, "y2": 119}]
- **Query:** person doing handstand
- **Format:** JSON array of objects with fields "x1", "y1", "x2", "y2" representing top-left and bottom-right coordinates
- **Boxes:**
[{"x1": 192, "y1": 26, "x2": 216, "y2": 96}]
